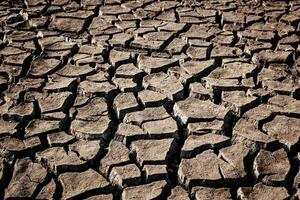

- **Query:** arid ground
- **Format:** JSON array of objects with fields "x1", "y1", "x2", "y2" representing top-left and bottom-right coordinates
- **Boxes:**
[{"x1": 0, "y1": 0, "x2": 300, "y2": 199}]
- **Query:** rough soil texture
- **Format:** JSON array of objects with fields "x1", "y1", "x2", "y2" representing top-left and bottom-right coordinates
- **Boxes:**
[{"x1": 0, "y1": 0, "x2": 300, "y2": 199}]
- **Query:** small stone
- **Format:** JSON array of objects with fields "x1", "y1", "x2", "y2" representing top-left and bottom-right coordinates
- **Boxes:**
[
  {"x1": 180, "y1": 60, "x2": 216, "y2": 82},
  {"x1": 110, "y1": 32, "x2": 133, "y2": 46},
  {"x1": 211, "y1": 46, "x2": 243, "y2": 58},
  {"x1": 234, "y1": 120, "x2": 273, "y2": 146},
  {"x1": 218, "y1": 143, "x2": 250, "y2": 181},
  {"x1": 47, "y1": 131, "x2": 75, "y2": 147},
  {"x1": 36, "y1": 179, "x2": 56, "y2": 199},
  {"x1": 187, "y1": 120, "x2": 225, "y2": 135},
  {"x1": 5, "y1": 158, "x2": 47, "y2": 198},
  {"x1": 77, "y1": 80, "x2": 117, "y2": 98},
  {"x1": 99, "y1": 140, "x2": 130, "y2": 175},
  {"x1": 4, "y1": 53, "x2": 31, "y2": 67},
  {"x1": 122, "y1": 180, "x2": 167, "y2": 199},
  {"x1": 209, "y1": 62, "x2": 257, "y2": 79},
  {"x1": 254, "y1": 148, "x2": 290, "y2": 185},
  {"x1": 240, "y1": 29, "x2": 275, "y2": 42},
  {"x1": 114, "y1": 123, "x2": 147, "y2": 145},
  {"x1": 192, "y1": 187, "x2": 232, "y2": 200},
  {"x1": 34, "y1": 92, "x2": 73, "y2": 114},
  {"x1": 75, "y1": 97, "x2": 108, "y2": 121},
  {"x1": 165, "y1": 38, "x2": 187, "y2": 54},
  {"x1": 181, "y1": 24, "x2": 217, "y2": 40},
  {"x1": 143, "y1": 31, "x2": 174, "y2": 41},
  {"x1": 109, "y1": 164, "x2": 141, "y2": 188},
  {"x1": 189, "y1": 82, "x2": 213, "y2": 100},
  {"x1": 43, "y1": 42, "x2": 76, "y2": 59},
  {"x1": 29, "y1": 58, "x2": 61, "y2": 78},
  {"x1": 222, "y1": 91, "x2": 259, "y2": 116},
  {"x1": 168, "y1": 186, "x2": 189, "y2": 200},
  {"x1": 100, "y1": 5, "x2": 130, "y2": 15},
  {"x1": 113, "y1": 77, "x2": 140, "y2": 92},
  {"x1": 142, "y1": 117, "x2": 178, "y2": 139},
  {"x1": 44, "y1": 74, "x2": 77, "y2": 92},
  {"x1": 142, "y1": 164, "x2": 168, "y2": 182},
  {"x1": 186, "y1": 46, "x2": 207, "y2": 60},
  {"x1": 70, "y1": 116, "x2": 112, "y2": 140},
  {"x1": 181, "y1": 134, "x2": 230, "y2": 158},
  {"x1": 244, "y1": 40, "x2": 272, "y2": 55},
  {"x1": 86, "y1": 70, "x2": 109, "y2": 83},
  {"x1": 189, "y1": 39, "x2": 212, "y2": 47},
  {"x1": 279, "y1": 34, "x2": 299, "y2": 45},
  {"x1": 213, "y1": 34, "x2": 235, "y2": 45},
  {"x1": 74, "y1": 96, "x2": 89, "y2": 107},
  {"x1": 139, "y1": 20, "x2": 165, "y2": 28},
  {"x1": 252, "y1": 50, "x2": 294, "y2": 64},
  {"x1": 180, "y1": 141, "x2": 248, "y2": 185},
  {"x1": 6, "y1": 102, "x2": 35, "y2": 121},
  {"x1": 238, "y1": 75, "x2": 259, "y2": 89},
  {"x1": 56, "y1": 64, "x2": 95, "y2": 78},
  {"x1": 114, "y1": 93, "x2": 139, "y2": 120},
  {"x1": 42, "y1": 111, "x2": 66, "y2": 120},
  {"x1": 69, "y1": 139, "x2": 100, "y2": 161},
  {"x1": 263, "y1": 115, "x2": 300, "y2": 151},
  {"x1": 0, "y1": 136, "x2": 41, "y2": 154},
  {"x1": 237, "y1": 183, "x2": 289, "y2": 200},
  {"x1": 258, "y1": 64, "x2": 289, "y2": 83},
  {"x1": 36, "y1": 147, "x2": 85, "y2": 174},
  {"x1": 178, "y1": 150, "x2": 223, "y2": 187},
  {"x1": 268, "y1": 95, "x2": 300, "y2": 114},
  {"x1": 85, "y1": 194, "x2": 113, "y2": 200},
  {"x1": 49, "y1": 11, "x2": 93, "y2": 33},
  {"x1": 19, "y1": 77, "x2": 45, "y2": 91},
  {"x1": 130, "y1": 139, "x2": 174, "y2": 166},
  {"x1": 143, "y1": 72, "x2": 184, "y2": 101},
  {"x1": 0, "y1": 120, "x2": 18, "y2": 137},
  {"x1": 203, "y1": 77, "x2": 242, "y2": 91},
  {"x1": 138, "y1": 55, "x2": 178, "y2": 74},
  {"x1": 59, "y1": 169, "x2": 110, "y2": 199},
  {"x1": 222, "y1": 11, "x2": 245, "y2": 24},
  {"x1": 131, "y1": 37, "x2": 164, "y2": 50},
  {"x1": 25, "y1": 119, "x2": 60, "y2": 138},
  {"x1": 138, "y1": 89, "x2": 169, "y2": 108},
  {"x1": 174, "y1": 97, "x2": 229, "y2": 124},
  {"x1": 109, "y1": 49, "x2": 132, "y2": 67},
  {"x1": 115, "y1": 63, "x2": 144, "y2": 79},
  {"x1": 124, "y1": 106, "x2": 170, "y2": 126}
]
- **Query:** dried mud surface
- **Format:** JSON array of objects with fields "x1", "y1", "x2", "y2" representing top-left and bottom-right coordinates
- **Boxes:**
[{"x1": 0, "y1": 0, "x2": 300, "y2": 199}]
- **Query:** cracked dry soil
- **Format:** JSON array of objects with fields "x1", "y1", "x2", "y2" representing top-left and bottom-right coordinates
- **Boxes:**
[{"x1": 0, "y1": 0, "x2": 300, "y2": 199}]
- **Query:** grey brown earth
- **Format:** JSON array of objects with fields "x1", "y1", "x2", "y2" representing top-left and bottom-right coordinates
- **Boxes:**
[{"x1": 0, "y1": 0, "x2": 300, "y2": 199}]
